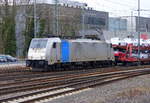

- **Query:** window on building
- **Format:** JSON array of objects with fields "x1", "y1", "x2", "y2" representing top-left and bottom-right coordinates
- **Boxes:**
[{"x1": 86, "y1": 17, "x2": 106, "y2": 26}]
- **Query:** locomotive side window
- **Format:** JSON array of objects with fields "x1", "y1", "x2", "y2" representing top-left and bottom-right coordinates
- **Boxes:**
[
  {"x1": 53, "y1": 42, "x2": 56, "y2": 48},
  {"x1": 110, "y1": 43, "x2": 112, "y2": 48}
]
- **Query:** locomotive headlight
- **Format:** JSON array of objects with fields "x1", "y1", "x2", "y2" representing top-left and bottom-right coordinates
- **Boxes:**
[
  {"x1": 41, "y1": 56, "x2": 45, "y2": 59},
  {"x1": 28, "y1": 56, "x2": 33, "y2": 59}
]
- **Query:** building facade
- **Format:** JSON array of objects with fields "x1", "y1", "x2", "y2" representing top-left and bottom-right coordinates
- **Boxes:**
[
  {"x1": 21, "y1": 3, "x2": 109, "y2": 36},
  {"x1": 123, "y1": 16, "x2": 150, "y2": 32},
  {"x1": 84, "y1": 10, "x2": 109, "y2": 30},
  {"x1": 109, "y1": 17, "x2": 127, "y2": 31}
]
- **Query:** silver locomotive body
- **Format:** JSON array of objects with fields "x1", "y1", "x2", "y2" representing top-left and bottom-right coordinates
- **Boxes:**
[
  {"x1": 69, "y1": 39, "x2": 114, "y2": 62},
  {"x1": 26, "y1": 38, "x2": 114, "y2": 71}
]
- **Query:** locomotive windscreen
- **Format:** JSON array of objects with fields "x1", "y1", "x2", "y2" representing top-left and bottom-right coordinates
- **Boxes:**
[{"x1": 30, "y1": 39, "x2": 48, "y2": 48}]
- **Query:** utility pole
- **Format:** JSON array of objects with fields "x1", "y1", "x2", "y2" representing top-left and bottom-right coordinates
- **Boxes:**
[
  {"x1": 54, "y1": 0, "x2": 59, "y2": 36},
  {"x1": 82, "y1": 7, "x2": 85, "y2": 34},
  {"x1": 138, "y1": 0, "x2": 141, "y2": 64},
  {"x1": 34, "y1": 0, "x2": 37, "y2": 38},
  {"x1": 82, "y1": 4, "x2": 87, "y2": 38},
  {"x1": 131, "y1": 11, "x2": 133, "y2": 36}
]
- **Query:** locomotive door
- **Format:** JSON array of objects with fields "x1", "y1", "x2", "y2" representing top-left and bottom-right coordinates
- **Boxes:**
[
  {"x1": 51, "y1": 42, "x2": 57, "y2": 64},
  {"x1": 61, "y1": 40, "x2": 70, "y2": 62}
]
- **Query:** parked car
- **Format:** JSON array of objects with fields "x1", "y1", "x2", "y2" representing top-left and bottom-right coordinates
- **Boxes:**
[
  {"x1": 0, "y1": 56, "x2": 7, "y2": 62},
  {"x1": 0, "y1": 55, "x2": 17, "y2": 62},
  {"x1": 5, "y1": 55, "x2": 18, "y2": 62}
]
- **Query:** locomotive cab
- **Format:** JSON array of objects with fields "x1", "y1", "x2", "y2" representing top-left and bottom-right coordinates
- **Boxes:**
[
  {"x1": 26, "y1": 38, "x2": 61, "y2": 69},
  {"x1": 28, "y1": 38, "x2": 48, "y2": 60}
]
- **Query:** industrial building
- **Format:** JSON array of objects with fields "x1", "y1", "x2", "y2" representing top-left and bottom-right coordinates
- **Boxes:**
[
  {"x1": 123, "y1": 16, "x2": 150, "y2": 32},
  {"x1": 15, "y1": 2, "x2": 109, "y2": 36},
  {"x1": 13, "y1": 2, "x2": 109, "y2": 56}
]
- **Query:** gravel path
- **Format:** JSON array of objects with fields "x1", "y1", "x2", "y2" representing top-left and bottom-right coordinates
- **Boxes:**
[{"x1": 46, "y1": 74, "x2": 150, "y2": 103}]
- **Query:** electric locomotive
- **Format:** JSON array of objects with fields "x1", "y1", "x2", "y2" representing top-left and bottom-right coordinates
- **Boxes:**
[{"x1": 26, "y1": 37, "x2": 115, "y2": 71}]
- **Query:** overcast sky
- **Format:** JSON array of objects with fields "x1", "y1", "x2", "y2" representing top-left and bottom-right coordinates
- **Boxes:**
[{"x1": 72, "y1": 0, "x2": 150, "y2": 17}]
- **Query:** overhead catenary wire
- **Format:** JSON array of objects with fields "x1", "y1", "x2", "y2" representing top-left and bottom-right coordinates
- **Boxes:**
[
  {"x1": 91, "y1": 0, "x2": 150, "y2": 17},
  {"x1": 104, "y1": 0, "x2": 136, "y2": 8},
  {"x1": 94, "y1": 0, "x2": 136, "y2": 17}
]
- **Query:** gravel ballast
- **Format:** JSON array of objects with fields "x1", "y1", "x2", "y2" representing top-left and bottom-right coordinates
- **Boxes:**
[{"x1": 46, "y1": 74, "x2": 150, "y2": 103}]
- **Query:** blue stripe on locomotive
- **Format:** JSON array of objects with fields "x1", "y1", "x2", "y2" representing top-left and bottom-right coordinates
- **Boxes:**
[{"x1": 61, "y1": 40, "x2": 70, "y2": 62}]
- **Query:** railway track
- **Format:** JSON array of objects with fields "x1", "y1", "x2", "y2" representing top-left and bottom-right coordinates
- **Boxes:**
[
  {"x1": 0, "y1": 68, "x2": 150, "y2": 103},
  {"x1": 0, "y1": 68, "x2": 106, "y2": 83},
  {"x1": 0, "y1": 64, "x2": 149, "y2": 74},
  {"x1": 0, "y1": 65, "x2": 149, "y2": 88},
  {"x1": 0, "y1": 64, "x2": 150, "y2": 78},
  {"x1": 0, "y1": 66, "x2": 31, "y2": 73}
]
